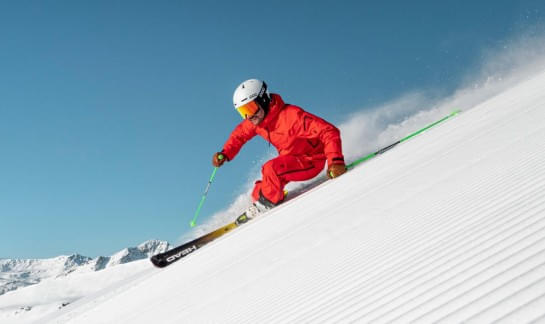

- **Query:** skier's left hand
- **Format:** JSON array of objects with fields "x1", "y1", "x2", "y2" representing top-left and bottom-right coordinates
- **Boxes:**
[{"x1": 327, "y1": 163, "x2": 347, "y2": 179}]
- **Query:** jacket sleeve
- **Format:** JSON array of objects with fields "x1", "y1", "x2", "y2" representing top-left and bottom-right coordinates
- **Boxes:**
[
  {"x1": 221, "y1": 121, "x2": 257, "y2": 161},
  {"x1": 297, "y1": 109, "x2": 345, "y2": 166}
]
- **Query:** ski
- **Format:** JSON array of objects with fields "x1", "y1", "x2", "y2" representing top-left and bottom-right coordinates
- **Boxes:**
[
  {"x1": 150, "y1": 214, "x2": 250, "y2": 268},
  {"x1": 151, "y1": 110, "x2": 461, "y2": 268}
]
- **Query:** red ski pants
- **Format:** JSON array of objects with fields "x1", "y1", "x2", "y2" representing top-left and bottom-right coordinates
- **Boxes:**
[{"x1": 251, "y1": 155, "x2": 326, "y2": 204}]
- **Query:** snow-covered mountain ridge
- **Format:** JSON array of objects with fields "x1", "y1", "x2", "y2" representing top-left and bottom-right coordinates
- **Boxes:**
[
  {"x1": 0, "y1": 240, "x2": 169, "y2": 296},
  {"x1": 0, "y1": 254, "x2": 91, "y2": 296}
]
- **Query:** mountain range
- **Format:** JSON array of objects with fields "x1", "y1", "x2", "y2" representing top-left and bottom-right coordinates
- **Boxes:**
[{"x1": 0, "y1": 240, "x2": 169, "y2": 297}]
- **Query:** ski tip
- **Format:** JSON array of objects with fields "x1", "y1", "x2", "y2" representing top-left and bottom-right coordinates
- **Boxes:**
[
  {"x1": 150, "y1": 256, "x2": 168, "y2": 268},
  {"x1": 190, "y1": 221, "x2": 196, "y2": 228}
]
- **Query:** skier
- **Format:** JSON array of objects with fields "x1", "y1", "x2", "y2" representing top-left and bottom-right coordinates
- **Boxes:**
[{"x1": 212, "y1": 79, "x2": 346, "y2": 218}]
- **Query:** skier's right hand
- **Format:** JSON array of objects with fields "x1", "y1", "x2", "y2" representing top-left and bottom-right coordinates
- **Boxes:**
[
  {"x1": 212, "y1": 152, "x2": 227, "y2": 167},
  {"x1": 327, "y1": 163, "x2": 347, "y2": 179}
]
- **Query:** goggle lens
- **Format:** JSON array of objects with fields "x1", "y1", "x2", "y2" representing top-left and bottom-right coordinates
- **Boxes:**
[{"x1": 236, "y1": 101, "x2": 260, "y2": 119}]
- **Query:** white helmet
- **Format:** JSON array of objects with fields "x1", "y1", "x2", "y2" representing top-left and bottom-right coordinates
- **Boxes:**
[{"x1": 233, "y1": 79, "x2": 270, "y2": 110}]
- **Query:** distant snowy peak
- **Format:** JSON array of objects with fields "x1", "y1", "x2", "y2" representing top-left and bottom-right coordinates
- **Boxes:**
[
  {"x1": 95, "y1": 240, "x2": 170, "y2": 270},
  {"x1": 0, "y1": 240, "x2": 170, "y2": 295},
  {"x1": 0, "y1": 254, "x2": 91, "y2": 273}
]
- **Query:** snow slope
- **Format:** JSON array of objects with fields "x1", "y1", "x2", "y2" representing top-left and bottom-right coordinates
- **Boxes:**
[{"x1": 41, "y1": 68, "x2": 545, "y2": 323}]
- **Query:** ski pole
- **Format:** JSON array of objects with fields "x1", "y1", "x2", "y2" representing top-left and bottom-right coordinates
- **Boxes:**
[
  {"x1": 189, "y1": 154, "x2": 224, "y2": 227},
  {"x1": 347, "y1": 109, "x2": 461, "y2": 170}
]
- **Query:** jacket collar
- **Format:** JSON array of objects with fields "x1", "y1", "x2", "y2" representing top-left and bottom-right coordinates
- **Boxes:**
[{"x1": 258, "y1": 93, "x2": 284, "y2": 128}]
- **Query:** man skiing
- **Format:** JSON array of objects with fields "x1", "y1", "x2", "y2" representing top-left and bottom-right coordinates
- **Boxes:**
[{"x1": 213, "y1": 79, "x2": 346, "y2": 218}]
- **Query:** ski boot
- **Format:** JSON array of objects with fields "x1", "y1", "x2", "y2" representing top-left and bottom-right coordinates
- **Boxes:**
[{"x1": 235, "y1": 191, "x2": 282, "y2": 225}]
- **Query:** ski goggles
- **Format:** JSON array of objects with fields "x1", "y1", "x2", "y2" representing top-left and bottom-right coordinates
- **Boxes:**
[{"x1": 236, "y1": 100, "x2": 260, "y2": 119}]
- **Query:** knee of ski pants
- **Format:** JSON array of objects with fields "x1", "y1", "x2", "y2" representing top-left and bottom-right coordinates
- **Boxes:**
[
  {"x1": 264, "y1": 155, "x2": 325, "y2": 182},
  {"x1": 256, "y1": 155, "x2": 325, "y2": 203}
]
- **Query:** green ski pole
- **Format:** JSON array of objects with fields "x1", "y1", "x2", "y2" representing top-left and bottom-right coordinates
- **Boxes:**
[
  {"x1": 347, "y1": 110, "x2": 461, "y2": 170},
  {"x1": 189, "y1": 154, "x2": 224, "y2": 227}
]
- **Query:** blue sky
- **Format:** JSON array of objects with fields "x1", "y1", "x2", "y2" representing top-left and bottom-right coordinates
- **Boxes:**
[{"x1": 1, "y1": 1, "x2": 544, "y2": 259}]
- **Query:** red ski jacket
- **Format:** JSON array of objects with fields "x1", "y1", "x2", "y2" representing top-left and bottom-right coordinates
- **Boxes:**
[{"x1": 222, "y1": 94, "x2": 344, "y2": 167}]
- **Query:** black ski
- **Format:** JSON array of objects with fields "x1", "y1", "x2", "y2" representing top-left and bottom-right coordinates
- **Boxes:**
[{"x1": 150, "y1": 214, "x2": 249, "y2": 268}]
